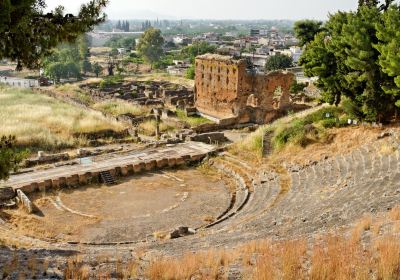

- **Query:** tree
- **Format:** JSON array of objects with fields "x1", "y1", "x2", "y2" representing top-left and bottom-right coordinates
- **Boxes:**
[
  {"x1": 294, "y1": 20, "x2": 323, "y2": 47},
  {"x1": 93, "y1": 63, "x2": 103, "y2": 77},
  {"x1": 0, "y1": 136, "x2": 28, "y2": 180},
  {"x1": 185, "y1": 65, "x2": 195, "y2": 80},
  {"x1": 376, "y1": 5, "x2": 400, "y2": 108},
  {"x1": 46, "y1": 62, "x2": 65, "y2": 83},
  {"x1": 300, "y1": 3, "x2": 399, "y2": 122},
  {"x1": 137, "y1": 28, "x2": 164, "y2": 68},
  {"x1": 265, "y1": 54, "x2": 293, "y2": 71},
  {"x1": 0, "y1": 0, "x2": 108, "y2": 70},
  {"x1": 290, "y1": 81, "x2": 308, "y2": 95},
  {"x1": 81, "y1": 59, "x2": 92, "y2": 75},
  {"x1": 181, "y1": 41, "x2": 217, "y2": 63}
]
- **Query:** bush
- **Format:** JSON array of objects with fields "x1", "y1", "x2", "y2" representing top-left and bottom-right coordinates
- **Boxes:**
[
  {"x1": 99, "y1": 75, "x2": 124, "y2": 89},
  {"x1": 321, "y1": 118, "x2": 338, "y2": 128},
  {"x1": 185, "y1": 65, "x2": 195, "y2": 80},
  {"x1": 341, "y1": 98, "x2": 362, "y2": 119}
]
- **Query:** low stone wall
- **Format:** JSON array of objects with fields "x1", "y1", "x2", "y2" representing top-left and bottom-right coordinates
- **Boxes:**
[
  {"x1": 25, "y1": 152, "x2": 70, "y2": 167},
  {"x1": 187, "y1": 132, "x2": 228, "y2": 144},
  {"x1": 16, "y1": 189, "x2": 33, "y2": 213},
  {"x1": 16, "y1": 152, "x2": 212, "y2": 195},
  {"x1": 193, "y1": 122, "x2": 258, "y2": 134},
  {"x1": 73, "y1": 129, "x2": 130, "y2": 140}
]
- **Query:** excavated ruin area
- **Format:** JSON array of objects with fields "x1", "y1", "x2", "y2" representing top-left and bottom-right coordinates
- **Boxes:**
[{"x1": 4, "y1": 169, "x2": 230, "y2": 244}]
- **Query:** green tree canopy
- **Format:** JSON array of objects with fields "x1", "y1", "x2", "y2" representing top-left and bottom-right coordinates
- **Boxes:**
[
  {"x1": 181, "y1": 41, "x2": 217, "y2": 63},
  {"x1": 105, "y1": 36, "x2": 136, "y2": 50},
  {"x1": 0, "y1": 0, "x2": 108, "y2": 70},
  {"x1": 137, "y1": 28, "x2": 164, "y2": 67},
  {"x1": 294, "y1": 20, "x2": 323, "y2": 47},
  {"x1": 299, "y1": 2, "x2": 400, "y2": 122},
  {"x1": 265, "y1": 53, "x2": 293, "y2": 71},
  {"x1": 0, "y1": 136, "x2": 28, "y2": 181},
  {"x1": 92, "y1": 62, "x2": 103, "y2": 77}
]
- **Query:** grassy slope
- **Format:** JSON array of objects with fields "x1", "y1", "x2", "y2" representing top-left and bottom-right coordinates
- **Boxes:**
[{"x1": 0, "y1": 85, "x2": 126, "y2": 151}]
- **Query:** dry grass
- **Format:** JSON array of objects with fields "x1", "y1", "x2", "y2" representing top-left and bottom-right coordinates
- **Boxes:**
[
  {"x1": 375, "y1": 236, "x2": 400, "y2": 280},
  {"x1": 92, "y1": 99, "x2": 149, "y2": 117},
  {"x1": 0, "y1": 85, "x2": 126, "y2": 151},
  {"x1": 389, "y1": 205, "x2": 400, "y2": 221},
  {"x1": 351, "y1": 215, "x2": 372, "y2": 244},
  {"x1": 310, "y1": 236, "x2": 372, "y2": 280},
  {"x1": 230, "y1": 125, "x2": 271, "y2": 162},
  {"x1": 138, "y1": 119, "x2": 177, "y2": 136},
  {"x1": 126, "y1": 72, "x2": 194, "y2": 88}
]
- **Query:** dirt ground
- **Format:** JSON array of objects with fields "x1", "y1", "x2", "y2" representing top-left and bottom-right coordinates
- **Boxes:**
[{"x1": 4, "y1": 168, "x2": 230, "y2": 243}]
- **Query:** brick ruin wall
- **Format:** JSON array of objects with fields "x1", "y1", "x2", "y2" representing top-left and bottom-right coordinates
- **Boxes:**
[{"x1": 194, "y1": 54, "x2": 295, "y2": 124}]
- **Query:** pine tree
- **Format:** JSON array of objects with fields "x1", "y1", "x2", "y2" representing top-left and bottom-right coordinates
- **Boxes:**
[
  {"x1": 376, "y1": 4, "x2": 400, "y2": 107},
  {"x1": 0, "y1": 0, "x2": 107, "y2": 70}
]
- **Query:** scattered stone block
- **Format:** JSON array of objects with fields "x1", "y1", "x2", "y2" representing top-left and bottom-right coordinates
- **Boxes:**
[
  {"x1": 0, "y1": 187, "x2": 15, "y2": 202},
  {"x1": 170, "y1": 226, "x2": 196, "y2": 239},
  {"x1": 16, "y1": 189, "x2": 33, "y2": 214}
]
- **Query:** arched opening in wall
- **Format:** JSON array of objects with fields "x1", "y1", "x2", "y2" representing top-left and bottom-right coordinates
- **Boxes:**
[
  {"x1": 217, "y1": 76, "x2": 220, "y2": 82},
  {"x1": 226, "y1": 77, "x2": 229, "y2": 85},
  {"x1": 233, "y1": 68, "x2": 237, "y2": 75},
  {"x1": 246, "y1": 94, "x2": 259, "y2": 107},
  {"x1": 227, "y1": 69, "x2": 230, "y2": 75}
]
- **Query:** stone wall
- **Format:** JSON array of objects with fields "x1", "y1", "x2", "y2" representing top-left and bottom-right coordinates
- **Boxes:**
[{"x1": 194, "y1": 54, "x2": 295, "y2": 124}]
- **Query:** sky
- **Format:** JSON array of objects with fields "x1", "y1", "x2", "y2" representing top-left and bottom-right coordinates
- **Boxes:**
[{"x1": 45, "y1": 0, "x2": 358, "y2": 20}]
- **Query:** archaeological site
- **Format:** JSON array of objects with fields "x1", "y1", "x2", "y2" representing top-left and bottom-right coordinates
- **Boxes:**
[{"x1": 2, "y1": 0, "x2": 400, "y2": 279}]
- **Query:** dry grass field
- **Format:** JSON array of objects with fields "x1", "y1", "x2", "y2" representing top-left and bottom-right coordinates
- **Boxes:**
[{"x1": 0, "y1": 84, "x2": 126, "y2": 150}]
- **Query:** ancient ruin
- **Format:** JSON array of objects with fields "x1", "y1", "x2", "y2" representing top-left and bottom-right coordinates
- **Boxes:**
[{"x1": 195, "y1": 54, "x2": 295, "y2": 124}]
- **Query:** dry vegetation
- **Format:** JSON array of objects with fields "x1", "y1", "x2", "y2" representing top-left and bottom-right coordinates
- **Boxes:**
[
  {"x1": 138, "y1": 119, "x2": 178, "y2": 136},
  {"x1": 230, "y1": 106, "x2": 388, "y2": 165},
  {"x1": 143, "y1": 216, "x2": 400, "y2": 280},
  {"x1": 92, "y1": 99, "x2": 149, "y2": 117},
  {"x1": 28, "y1": 206, "x2": 398, "y2": 280},
  {"x1": 0, "y1": 84, "x2": 126, "y2": 150},
  {"x1": 126, "y1": 72, "x2": 194, "y2": 88}
]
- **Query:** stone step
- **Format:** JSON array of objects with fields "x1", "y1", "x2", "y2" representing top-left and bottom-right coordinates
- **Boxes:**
[{"x1": 100, "y1": 171, "x2": 116, "y2": 185}]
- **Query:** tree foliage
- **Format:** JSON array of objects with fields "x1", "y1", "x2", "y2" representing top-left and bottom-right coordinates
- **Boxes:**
[
  {"x1": 0, "y1": 136, "x2": 28, "y2": 181},
  {"x1": 105, "y1": 36, "x2": 136, "y2": 50},
  {"x1": 43, "y1": 36, "x2": 92, "y2": 82},
  {"x1": 92, "y1": 62, "x2": 103, "y2": 77},
  {"x1": 294, "y1": 20, "x2": 323, "y2": 47},
  {"x1": 0, "y1": 0, "x2": 108, "y2": 70},
  {"x1": 181, "y1": 41, "x2": 217, "y2": 63},
  {"x1": 265, "y1": 53, "x2": 293, "y2": 71},
  {"x1": 299, "y1": 2, "x2": 400, "y2": 121},
  {"x1": 137, "y1": 28, "x2": 164, "y2": 66}
]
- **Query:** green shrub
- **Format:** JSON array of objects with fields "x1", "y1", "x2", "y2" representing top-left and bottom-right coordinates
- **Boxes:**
[
  {"x1": 321, "y1": 118, "x2": 338, "y2": 128},
  {"x1": 341, "y1": 98, "x2": 362, "y2": 119}
]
